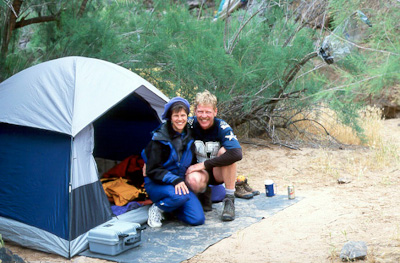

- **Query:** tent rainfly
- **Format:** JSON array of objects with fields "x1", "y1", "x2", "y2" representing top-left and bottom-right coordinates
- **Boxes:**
[{"x1": 0, "y1": 56, "x2": 169, "y2": 257}]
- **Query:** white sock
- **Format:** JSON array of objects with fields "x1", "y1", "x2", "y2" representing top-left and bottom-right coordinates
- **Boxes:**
[{"x1": 225, "y1": 188, "x2": 235, "y2": 196}]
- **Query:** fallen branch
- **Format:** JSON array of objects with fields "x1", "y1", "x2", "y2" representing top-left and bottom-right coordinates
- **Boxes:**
[
  {"x1": 240, "y1": 140, "x2": 272, "y2": 148},
  {"x1": 271, "y1": 141, "x2": 300, "y2": 150}
]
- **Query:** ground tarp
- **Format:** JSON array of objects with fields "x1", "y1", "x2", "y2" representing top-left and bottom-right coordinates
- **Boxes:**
[{"x1": 81, "y1": 194, "x2": 302, "y2": 263}]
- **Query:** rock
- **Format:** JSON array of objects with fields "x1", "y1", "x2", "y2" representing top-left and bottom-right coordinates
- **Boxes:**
[
  {"x1": 369, "y1": 86, "x2": 400, "y2": 119},
  {"x1": 187, "y1": 0, "x2": 215, "y2": 9},
  {"x1": 340, "y1": 241, "x2": 367, "y2": 261},
  {"x1": 0, "y1": 247, "x2": 26, "y2": 263},
  {"x1": 337, "y1": 178, "x2": 352, "y2": 184}
]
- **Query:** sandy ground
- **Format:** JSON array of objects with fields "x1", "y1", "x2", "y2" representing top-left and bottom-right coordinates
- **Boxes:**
[{"x1": 4, "y1": 119, "x2": 400, "y2": 263}]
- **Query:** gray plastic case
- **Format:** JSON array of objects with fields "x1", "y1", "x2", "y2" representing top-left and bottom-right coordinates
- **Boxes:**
[{"x1": 87, "y1": 221, "x2": 144, "y2": 256}]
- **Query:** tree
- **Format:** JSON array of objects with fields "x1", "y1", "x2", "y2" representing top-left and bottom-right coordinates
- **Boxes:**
[
  {"x1": 124, "y1": 0, "x2": 399, "y2": 147},
  {"x1": 0, "y1": 0, "x2": 92, "y2": 81},
  {"x1": 1, "y1": 0, "x2": 398, "y2": 147},
  {"x1": 119, "y1": 0, "x2": 333, "y2": 146}
]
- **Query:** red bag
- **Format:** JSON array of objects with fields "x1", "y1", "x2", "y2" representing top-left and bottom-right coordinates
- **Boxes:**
[{"x1": 102, "y1": 155, "x2": 145, "y2": 188}]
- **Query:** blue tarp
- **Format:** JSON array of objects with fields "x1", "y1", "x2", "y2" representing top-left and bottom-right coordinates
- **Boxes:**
[{"x1": 81, "y1": 194, "x2": 303, "y2": 263}]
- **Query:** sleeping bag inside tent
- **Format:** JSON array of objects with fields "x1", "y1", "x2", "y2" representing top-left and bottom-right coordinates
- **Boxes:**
[{"x1": 0, "y1": 56, "x2": 169, "y2": 258}]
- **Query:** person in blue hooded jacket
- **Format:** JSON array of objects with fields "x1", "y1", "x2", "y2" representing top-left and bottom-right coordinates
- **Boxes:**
[{"x1": 143, "y1": 97, "x2": 205, "y2": 228}]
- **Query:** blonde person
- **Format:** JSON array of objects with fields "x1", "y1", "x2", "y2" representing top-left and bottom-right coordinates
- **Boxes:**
[{"x1": 185, "y1": 90, "x2": 242, "y2": 221}]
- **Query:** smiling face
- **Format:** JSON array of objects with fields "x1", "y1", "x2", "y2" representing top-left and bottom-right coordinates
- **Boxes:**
[
  {"x1": 171, "y1": 108, "x2": 188, "y2": 133},
  {"x1": 195, "y1": 104, "x2": 217, "y2": 130}
]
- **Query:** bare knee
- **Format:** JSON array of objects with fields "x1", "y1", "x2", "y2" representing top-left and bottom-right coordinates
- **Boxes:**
[{"x1": 185, "y1": 172, "x2": 208, "y2": 194}]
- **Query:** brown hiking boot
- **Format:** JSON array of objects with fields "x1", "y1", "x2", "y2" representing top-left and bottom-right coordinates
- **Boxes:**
[
  {"x1": 243, "y1": 178, "x2": 260, "y2": 196},
  {"x1": 221, "y1": 194, "x2": 235, "y2": 221},
  {"x1": 198, "y1": 185, "x2": 212, "y2": 212},
  {"x1": 234, "y1": 181, "x2": 254, "y2": 199}
]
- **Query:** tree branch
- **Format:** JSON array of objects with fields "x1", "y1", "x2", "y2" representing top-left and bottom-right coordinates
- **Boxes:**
[
  {"x1": 3, "y1": 0, "x2": 18, "y2": 17},
  {"x1": 266, "y1": 51, "x2": 318, "y2": 114},
  {"x1": 283, "y1": 51, "x2": 318, "y2": 87},
  {"x1": 14, "y1": 15, "x2": 58, "y2": 28},
  {"x1": 223, "y1": 0, "x2": 232, "y2": 52},
  {"x1": 227, "y1": 6, "x2": 264, "y2": 54},
  {"x1": 77, "y1": 0, "x2": 89, "y2": 18},
  {"x1": 240, "y1": 140, "x2": 272, "y2": 148},
  {"x1": 197, "y1": 0, "x2": 205, "y2": 20},
  {"x1": 271, "y1": 141, "x2": 300, "y2": 150}
]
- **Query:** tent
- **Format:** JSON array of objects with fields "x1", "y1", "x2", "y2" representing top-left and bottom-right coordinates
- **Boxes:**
[{"x1": 0, "y1": 56, "x2": 169, "y2": 258}]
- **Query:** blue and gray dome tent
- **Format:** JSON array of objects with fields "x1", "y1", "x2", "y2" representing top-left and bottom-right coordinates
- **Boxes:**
[{"x1": 0, "y1": 56, "x2": 169, "y2": 257}]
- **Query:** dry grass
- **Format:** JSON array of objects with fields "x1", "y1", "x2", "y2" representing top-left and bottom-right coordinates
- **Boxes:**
[
  {"x1": 298, "y1": 105, "x2": 399, "y2": 178},
  {"x1": 240, "y1": 104, "x2": 399, "y2": 179},
  {"x1": 290, "y1": 105, "x2": 384, "y2": 146}
]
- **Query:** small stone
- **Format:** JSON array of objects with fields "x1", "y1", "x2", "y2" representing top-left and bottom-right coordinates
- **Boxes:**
[
  {"x1": 0, "y1": 247, "x2": 26, "y2": 263},
  {"x1": 340, "y1": 241, "x2": 367, "y2": 261},
  {"x1": 337, "y1": 178, "x2": 351, "y2": 184}
]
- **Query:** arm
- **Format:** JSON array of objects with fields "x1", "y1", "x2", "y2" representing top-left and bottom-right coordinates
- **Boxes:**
[
  {"x1": 145, "y1": 141, "x2": 184, "y2": 186},
  {"x1": 186, "y1": 147, "x2": 242, "y2": 175},
  {"x1": 204, "y1": 148, "x2": 242, "y2": 170},
  {"x1": 203, "y1": 119, "x2": 243, "y2": 169}
]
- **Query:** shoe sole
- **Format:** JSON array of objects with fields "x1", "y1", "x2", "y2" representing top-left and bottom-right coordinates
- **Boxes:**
[
  {"x1": 147, "y1": 219, "x2": 162, "y2": 228},
  {"x1": 234, "y1": 193, "x2": 254, "y2": 199},
  {"x1": 221, "y1": 215, "x2": 235, "y2": 221},
  {"x1": 203, "y1": 207, "x2": 212, "y2": 212}
]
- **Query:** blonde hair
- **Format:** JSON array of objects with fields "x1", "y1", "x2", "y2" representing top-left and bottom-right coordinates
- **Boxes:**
[{"x1": 194, "y1": 90, "x2": 217, "y2": 110}]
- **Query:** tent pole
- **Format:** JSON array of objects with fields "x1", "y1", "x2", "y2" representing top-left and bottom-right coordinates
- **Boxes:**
[{"x1": 68, "y1": 136, "x2": 74, "y2": 258}]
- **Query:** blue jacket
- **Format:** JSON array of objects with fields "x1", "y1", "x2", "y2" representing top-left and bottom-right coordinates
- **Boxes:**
[{"x1": 142, "y1": 122, "x2": 195, "y2": 185}]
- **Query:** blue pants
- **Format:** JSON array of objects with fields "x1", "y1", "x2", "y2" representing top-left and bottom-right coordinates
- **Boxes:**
[{"x1": 144, "y1": 177, "x2": 205, "y2": 226}]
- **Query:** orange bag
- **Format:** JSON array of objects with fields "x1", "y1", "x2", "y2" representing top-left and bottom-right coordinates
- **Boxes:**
[{"x1": 102, "y1": 178, "x2": 141, "y2": 206}]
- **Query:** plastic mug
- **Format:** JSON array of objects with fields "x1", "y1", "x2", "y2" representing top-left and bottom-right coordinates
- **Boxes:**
[{"x1": 264, "y1": 180, "x2": 276, "y2": 197}]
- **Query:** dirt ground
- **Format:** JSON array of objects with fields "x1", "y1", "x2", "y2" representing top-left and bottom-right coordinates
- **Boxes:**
[{"x1": 4, "y1": 118, "x2": 400, "y2": 263}]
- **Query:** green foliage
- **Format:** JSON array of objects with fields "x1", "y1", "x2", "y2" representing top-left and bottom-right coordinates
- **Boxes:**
[
  {"x1": 28, "y1": 3, "x2": 133, "y2": 62},
  {"x1": 1, "y1": 0, "x2": 399, "y2": 145},
  {"x1": 123, "y1": 0, "x2": 318, "y2": 110},
  {"x1": 327, "y1": 0, "x2": 362, "y2": 28},
  {"x1": 124, "y1": 3, "x2": 236, "y2": 99},
  {"x1": 1, "y1": 0, "x2": 141, "y2": 77},
  {"x1": 313, "y1": 0, "x2": 400, "y2": 138}
]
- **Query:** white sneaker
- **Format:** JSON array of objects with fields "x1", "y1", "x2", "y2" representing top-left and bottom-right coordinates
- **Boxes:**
[{"x1": 147, "y1": 204, "x2": 164, "y2": 228}]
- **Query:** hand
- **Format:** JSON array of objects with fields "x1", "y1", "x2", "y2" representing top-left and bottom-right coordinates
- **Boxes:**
[
  {"x1": 175, "y1": 181, "x2": 189, "y2": 195},
  {"x1": 185, "y1": 162, "x2": 206, "y2": 175},
  {"x1": 142, "y1": 163, "x2": 147, "y2": 177}
]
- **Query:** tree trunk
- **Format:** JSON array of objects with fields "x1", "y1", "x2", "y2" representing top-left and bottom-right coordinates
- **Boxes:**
[
  {"x1": 0, "y1": 0, "x2": 61, "y2": 81},
  {"x1": 0, "y1": 0, "x2": 23, "y2": 80},
  {"x1": 1, "y1": 0, "x2": 23, "y2": 55},
  {"x1": 222, "y1": 51, "x2": 319, "y2": 128},
  {"x1": 267, "y1": 51, "x2": 318, "y2": 115},
  {"x1": 77, "y1": 0, "x2": 89, "y2": 18}
]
